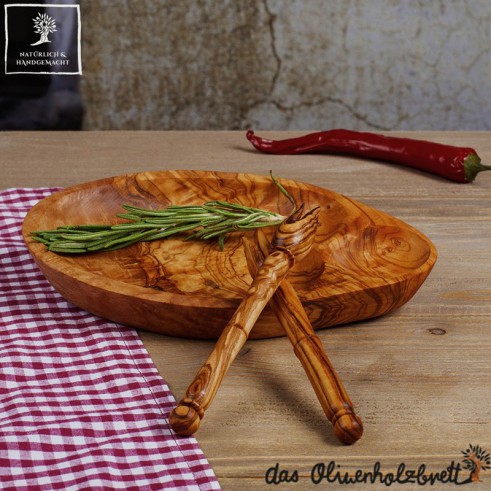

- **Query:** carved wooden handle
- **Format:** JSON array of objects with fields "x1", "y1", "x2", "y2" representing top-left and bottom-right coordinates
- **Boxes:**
[
  {"x1": 169, "y1": 207, "x2": 320, "y2": 436},
  {"x1": 244, "y1": 230, "x2": 363, "y2": 445},
  {"x1": 169, "y1": 249, "x2": 293, "y2": 435}
]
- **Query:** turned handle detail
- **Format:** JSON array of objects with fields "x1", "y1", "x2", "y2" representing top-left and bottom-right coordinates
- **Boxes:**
[
  {"x1": 169, "y1": 249, "x2": 293, "y2": 436},
  {"x1": 245, "y1": 230, "x2": 363, "y2": 445},
  {"x1": 169, "y1": 207, "x2": 320, "y2": 437}
]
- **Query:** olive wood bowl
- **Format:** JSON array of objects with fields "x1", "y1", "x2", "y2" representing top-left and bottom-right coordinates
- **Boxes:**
[{"x1": 22, "y1": 170, "x2": 437, "y2": 339}]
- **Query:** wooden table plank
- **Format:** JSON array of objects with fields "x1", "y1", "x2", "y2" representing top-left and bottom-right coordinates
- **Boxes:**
[{"x1": 2, "y1": 131, "x2": 490, "y2": 490}]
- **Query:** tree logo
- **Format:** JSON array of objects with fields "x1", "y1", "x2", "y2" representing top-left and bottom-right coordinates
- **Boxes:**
[
  {"x1": 31, "y1": 12, "x2": 57, "y2": 46},
  {"x1": 461, "y1": 444, "x2": 490, "y2": 482},
  {"x1": 4, "y1": 3, "x2": 81, "y2": 75}
]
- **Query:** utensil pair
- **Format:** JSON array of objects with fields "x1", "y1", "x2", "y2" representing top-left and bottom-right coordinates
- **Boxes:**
[{"x1": 169, "y1": 206, "x2": 363, "y2": 445}]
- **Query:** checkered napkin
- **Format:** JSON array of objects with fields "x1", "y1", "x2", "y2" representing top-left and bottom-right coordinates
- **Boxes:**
[{"x1": 0, "y1": 188, "x2": 221, "y2": 490}]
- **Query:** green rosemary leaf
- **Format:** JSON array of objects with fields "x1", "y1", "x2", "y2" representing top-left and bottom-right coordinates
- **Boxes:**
[
  {"x1": 31, "y1": 236, "x2": 51, "y2": 245},
  {"x1": 57, "y1": 224, "x2": 114, "y2": 231},
  {"x1": 218, "y1": 233, "x2": 226, "y2": 251},
  {"x1": 110, "y1": 222, "x2": 173, "y2": 230},
  {"x1": 238, "y1": 220, "x2": 284, "y2": 230},
  {"x1": 269, "y1": 171, "x2": 297, "y2": 213},
  {"x1": 48, "y1": 241, "x2": 89, "y2": 250},
  {"x1": 48, "y1": 246, "x2": 88, "y2": 254},
  {"x1": 31, "y1": 174, "x2": 295, "y2": 254},
  {"x1": 59, "y1": 230, "x2": 125, "y2": 241},
  {"x1": 86, "y1": 229, "x2": 156, "y2": 251},
  {"x1": 141, "y1": 222, "x2": 202, "y2": 241}
]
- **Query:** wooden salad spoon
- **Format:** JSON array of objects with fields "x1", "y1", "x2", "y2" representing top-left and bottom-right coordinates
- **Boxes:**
[
  {"x1": 243, "y1": 230, "x2": 363, "y2": 445},
  {"x1": 169, "y1": 205, "x2": 319, "y2": 436}
]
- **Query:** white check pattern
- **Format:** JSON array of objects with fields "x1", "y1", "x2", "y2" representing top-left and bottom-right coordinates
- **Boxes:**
[{"x1": 0, "y1": 188, "x2": 221, "y2": 490}]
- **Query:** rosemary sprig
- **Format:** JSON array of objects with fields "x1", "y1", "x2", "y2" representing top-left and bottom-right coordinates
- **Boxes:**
[{"x1": 32, "y1": 173, "x2": 295, "y2": 254}]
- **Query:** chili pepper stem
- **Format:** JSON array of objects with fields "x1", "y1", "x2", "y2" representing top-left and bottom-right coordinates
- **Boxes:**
[{"x1": 464, "y1": 153, "x2": 491, "y2": 182}]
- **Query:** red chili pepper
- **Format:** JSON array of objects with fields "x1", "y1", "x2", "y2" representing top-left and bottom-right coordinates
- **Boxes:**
[{"x1": 246, "y1": 129, "x2": 490, "y2": 183}]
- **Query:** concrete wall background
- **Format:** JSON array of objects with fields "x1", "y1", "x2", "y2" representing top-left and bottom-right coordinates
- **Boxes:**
[{"x1": 80, "y1": 0, "x2": 491, "y2": 131}]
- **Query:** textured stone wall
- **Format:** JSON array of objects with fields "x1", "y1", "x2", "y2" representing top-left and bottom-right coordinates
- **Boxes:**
[{"x1": 80, "y1": 0, "x2": 491, "y2": 130}]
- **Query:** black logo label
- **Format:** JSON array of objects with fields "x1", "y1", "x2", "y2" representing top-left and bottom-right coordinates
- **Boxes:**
[{"x1": 4, "y1": 3, "x2": 82, "y2": 75}]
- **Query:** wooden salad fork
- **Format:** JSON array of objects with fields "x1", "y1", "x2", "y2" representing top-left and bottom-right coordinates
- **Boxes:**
[
  {"x1": 169, "y1": 205, "x2": 320, "y2": 436},
  {"x1": 243, "y1": 230, "x2": 363, "y2": 445}
]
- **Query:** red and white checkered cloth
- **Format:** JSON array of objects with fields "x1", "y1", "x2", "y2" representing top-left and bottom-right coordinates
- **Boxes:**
[{"x1": 0, "y1": 188, "x2": 221, "y2": 490}]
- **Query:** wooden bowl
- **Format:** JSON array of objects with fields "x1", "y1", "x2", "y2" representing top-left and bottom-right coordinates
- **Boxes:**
[{"x1": 22, "y1": 170, "x2": 437, "y2": 339}]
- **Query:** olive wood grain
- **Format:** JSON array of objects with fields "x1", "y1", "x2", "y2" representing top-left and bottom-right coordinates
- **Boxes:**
[
  {"x1": 243, "y1": 230, "x2": 363, "y2": 444},
  {"x1": 169, "y1": 207, "x2": 320, "y2": 436},
  {"x1": 22, "y1": 170, "x2": 438, "y2": 339},
  {"x1": 7, "y1": 132, "x2": 489, "y2": 490}
]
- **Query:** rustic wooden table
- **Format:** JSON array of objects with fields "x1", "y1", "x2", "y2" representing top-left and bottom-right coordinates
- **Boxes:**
[{"x1": 2, "y1": 131, "x2": 490, "y2": 490}]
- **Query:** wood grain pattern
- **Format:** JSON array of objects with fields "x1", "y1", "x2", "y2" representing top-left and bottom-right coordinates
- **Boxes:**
[
  {"x1": 22, "y1": 170, "x2": 437, "y2": 339},
  {"x1": 7, "y1": 131, "x2": 490, "y2": 489},
  {"x1": 243, "y1": 231, "x2": 362, "y2": 445},
  {"x1": 169, "y1": 207, "x2": 319, "y2": 435}
]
